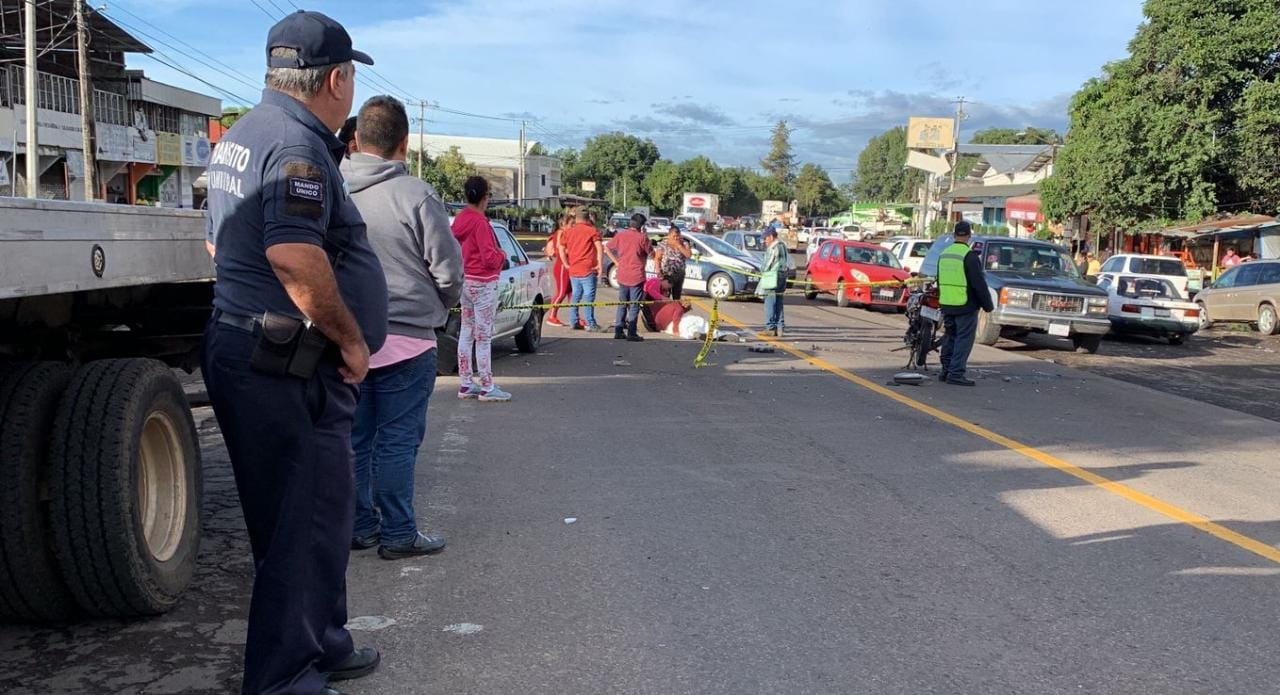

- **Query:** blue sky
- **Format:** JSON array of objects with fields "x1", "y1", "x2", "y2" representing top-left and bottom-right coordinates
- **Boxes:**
[{"x1": 107, "y1": 0, "x2": 1147, "y2": 181}]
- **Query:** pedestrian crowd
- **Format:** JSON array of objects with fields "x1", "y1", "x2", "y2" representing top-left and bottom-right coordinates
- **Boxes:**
[{"x1": 199, "y1": 11, "x2": 727, "y2": 694}]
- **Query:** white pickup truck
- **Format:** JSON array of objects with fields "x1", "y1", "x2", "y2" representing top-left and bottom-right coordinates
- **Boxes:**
[{"x1": 1, "y1": 197, "x2": 211, "y2": 622}]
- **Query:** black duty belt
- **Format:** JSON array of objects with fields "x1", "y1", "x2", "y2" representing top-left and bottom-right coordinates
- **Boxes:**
[{"x1": 215, "y1": 310, "x2": 260, "y2": 332}]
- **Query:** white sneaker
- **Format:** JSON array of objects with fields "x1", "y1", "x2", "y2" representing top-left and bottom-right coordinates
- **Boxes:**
[
  {"x1": 478, "y1": 386, "x2": 512, "y2": 402},
  {"x1": 457, "y1": 384, "x2": 482, "y2": 400}
]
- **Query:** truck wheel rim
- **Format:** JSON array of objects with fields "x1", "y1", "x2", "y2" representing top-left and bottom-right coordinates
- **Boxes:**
[{"x1": 138, "y1": 411, "x2": 187, "y2": 563}]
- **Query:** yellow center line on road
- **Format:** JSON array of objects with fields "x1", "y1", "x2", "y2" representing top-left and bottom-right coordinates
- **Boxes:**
[{"x1": 695, "y1": 299, "x2": 1280, "y2": 565}]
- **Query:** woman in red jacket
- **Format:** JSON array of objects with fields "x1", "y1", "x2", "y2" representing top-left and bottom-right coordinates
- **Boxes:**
[
  {"x1": 544, "y1": 211, "x2": 574, "y2": 327},
  {"x1": 451, "y1": 176, "x2": 511, "y2": 402}
]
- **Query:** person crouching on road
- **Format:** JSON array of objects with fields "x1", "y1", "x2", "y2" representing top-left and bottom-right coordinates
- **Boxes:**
[
  {"x1": 342, "y1": 95, "x2": 465, "y2": 559},
  {"x1": 605, "y1": 213, "x2": 653, "y2": 342},
  {"x1": 757, "y1": 227, "x2": 788, "y2": 336},
  {"x1": 559, "y1": 208, "x2": 606, "y2": 332},
  {"x1": 937, "y1": 220, "x2": 994, "y2": 386},
  {"x1": 641, "y1": 276, "x2": 688, "y2": 334},
  {"x1": 451, "y1": 176, "x2": 512, "y2": 402},
  {"x1": 545, "y1": 211, "x2": 574, "y2": 327}
]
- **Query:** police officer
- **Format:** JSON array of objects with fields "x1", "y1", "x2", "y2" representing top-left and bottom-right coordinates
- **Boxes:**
[
  {"x1": 937, "y1": 220, "x2": 994, "y2": 386},
  {"x1": 201, "y1": 11, "x2": 387, "y2": 695}
]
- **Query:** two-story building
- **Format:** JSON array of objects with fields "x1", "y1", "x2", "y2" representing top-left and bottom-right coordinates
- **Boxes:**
[
  {"x1": 0, "y1": 1, "x2": 220, "y2": 206},
  {"x1": 409, "y1": 133, "x2": 562, "y2": 207}
]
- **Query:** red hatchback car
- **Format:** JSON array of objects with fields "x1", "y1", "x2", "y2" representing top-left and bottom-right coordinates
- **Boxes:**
[{"x1": 804, "y1": 239, "x2": 912, "y2": 310}]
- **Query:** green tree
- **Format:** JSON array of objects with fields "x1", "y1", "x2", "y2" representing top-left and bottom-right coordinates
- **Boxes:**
[
  {"x1": 744, "y1": 169, "x2": 793, "y2": 205},
  {"x1": 851, "y1": 126, "x2": 922, "y2": 202},
  {"x1": 719, "y1": 167, "x2": 761, "y2": 216},
  {"x1": 794, "y1": 163, "x2": 841, "y2": 215},
  {"x1": 527, "y1": 142, "x2": 549, "y2": 156},
  {"x1": 1042, "y1": 0, "x2": 1280, "y2": 228},
  {"x1": 408, "y1": 146, "x2": 476, "y2": 203},
  {"x1": 643, "y1": 159, "x2": 682, "y2": 213},
  {"x1": 760, "y1": 120, "x2": 796, "y2": 185},
  {"x1": 576, "y1": 132, "x2": 661, "y2": 204},
  {"x1": 675, "y1": 156, "x2": 722, "y2": 196}
]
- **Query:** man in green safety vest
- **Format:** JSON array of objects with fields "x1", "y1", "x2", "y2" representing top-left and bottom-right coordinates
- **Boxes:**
[{"x1": 937, "y1": 221, "x2": 994, "y2": 386}]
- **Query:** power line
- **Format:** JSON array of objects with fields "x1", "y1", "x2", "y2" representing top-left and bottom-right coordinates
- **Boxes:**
[
  {"x1": 102, "y1": 12, "x2": 261, "y2": 93},
  {"x1": 102, "y1": 5, "x2": 261, "y2": 89},
  {"x1": 247, "y1": 0, "x2": 279, "y2": 21}
]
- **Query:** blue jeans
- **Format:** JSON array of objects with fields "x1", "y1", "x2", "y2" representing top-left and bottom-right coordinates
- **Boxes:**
[
  {"x1": 940, "y1": 310, "x2": 978, "y2": 380},
  {"x1": 351, "y1": 348, "x2": 437, "y2": 545},
  {"x1": 615, "y1": 284, "x2": 643, "y2": 334},
  {"x1": 764, "y1": 290, "x2": 785, "y2": 330},
  {"x1": 569, "y1": 274, "x2": 598, "y2": 327}
]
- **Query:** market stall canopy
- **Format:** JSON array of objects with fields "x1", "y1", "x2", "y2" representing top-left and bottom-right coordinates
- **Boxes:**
[
  {"x1": 941, "y1": 183, "x2": 1038, "y2": 202},
  {"x1": 1142, "y1": 215, "x2": 1279, "y2": 239}
]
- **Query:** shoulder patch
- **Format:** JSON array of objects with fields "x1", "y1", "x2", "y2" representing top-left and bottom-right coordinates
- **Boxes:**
[{"x1": 281, "y1": 160, "x2": 326, "y2": 220}]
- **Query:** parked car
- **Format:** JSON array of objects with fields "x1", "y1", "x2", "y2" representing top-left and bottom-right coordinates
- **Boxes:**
[
  {"x1": 886, "y1": 238, "x2": 934, "y2": 274},
  {"x1": 1097, "y1": 254, "x2": 1191, "y2": 298},
  {"x1": 671, "y1": 219, "x2": 691, "y2": 233},
  {"x1": 921, "y1": 235, "x2": 1111, "y2": 353},
  {"x1": 838, "y1": 224, "x2": 866, "y2": 241},
  {"x1": 437, "y1": 220, "x2": 551, "y2": 374},
  {"x1": 648, "y1": 217, "x2": 672, "y2": 232},
  {"x1": 1193, "y1": 260, "x2": 1280, "y2": 334},
  {"x1": 722, "y1": 230, "x2": 797, "y2": 279},
  {"x1": 803, "y1": 239, "x2": 912, "y2": 311},
  {"x1": 602, "y1": 232, "x2": 760, "y2": 300},
  {"x1": 607, "y1": 213, "x2": 630, "y2": 235},
  {"x1": 1098, "y1": 275, "x2": 1201, "y2": 344},
  {"x1": 738, "y1": 215, "x2": 759, "y2": 230},
  {"x1": 805, "y1": 232, "x2": 842, "y2": 267}
]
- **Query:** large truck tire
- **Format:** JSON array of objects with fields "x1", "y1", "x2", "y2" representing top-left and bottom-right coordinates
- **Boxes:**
[
  {"x1": 49, "y1": 359, "x2": 202, "y2": 618},
  {"x1": 0, "y1": 362, "x2": 79, "y2": 622}
]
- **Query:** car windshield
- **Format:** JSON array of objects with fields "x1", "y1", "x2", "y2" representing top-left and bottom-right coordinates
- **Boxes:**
[
  {"x1": 909, "y1": 242, "x2": 933, "y2": 257},
  {"x1": 844, "y1": 246, "x2": 902, "y2": 269},
  {"x1": 650, "y1": 217, "x2": 670, "y2": 226},
  {"x1": 1130, "y1": 258, "x2": 1187, "y2": 277},
  {"x1": 697, "y1": 234, "x2": 750, "y2": 258},
  {"x1": 981, "y1": 242, "x2": 1079, "y2": 277},
  {"x1": 1117, "y1": 276, "x2": 1181, "y2": 299},
  {"x1": 742, "y1": 234, "x2": 765, "y2": 251}
]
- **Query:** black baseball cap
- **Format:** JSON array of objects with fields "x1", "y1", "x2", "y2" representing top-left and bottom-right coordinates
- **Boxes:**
[{"x1": 267, "y1": 11, "x2": 374, "y2": 68}]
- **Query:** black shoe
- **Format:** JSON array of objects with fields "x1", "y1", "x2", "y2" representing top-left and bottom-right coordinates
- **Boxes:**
[
  {"x1": 626, "y1": 334, "x2": 644, "y2": 342},
  {"x1": 614, "y1": 329, "x2": 626, "y2": 339},
  {"x1": 350, "y1": 532, "x2": 380, "y2": 550},
  {"x1": 378, "y1": 531, "x2": 447, "y2": 560},
  {"x1": 572, "y1": 324, "x2": 584, "y2": 331},
  {"x1": 323, "y1": 647, "x2": 381, "y2": 682},
  {"x1": 946, "y1": 377, "x2": 976, "y2": 387}
]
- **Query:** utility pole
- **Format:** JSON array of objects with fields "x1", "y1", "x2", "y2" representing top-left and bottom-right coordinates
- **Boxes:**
[
  {"x1": 75, "y1": 0, "x2": 97, "y2": 200},
  {"x1": 946, "y1": 96, "x2": 966, "y2": 223},
  {"x1": 417, "y1": 100, "x2": 425, "y2": 179},
  {"x1": 517, "y1": 120, "x2": 526, "y2": 208},
  {"x1": 24, "y1": 0, "x2": 38, "y2": 198}
]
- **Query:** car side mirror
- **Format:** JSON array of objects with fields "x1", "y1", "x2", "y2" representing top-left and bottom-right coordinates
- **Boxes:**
[{"x1": 502, "y1": 258, "x2": 512, "y2": 271}]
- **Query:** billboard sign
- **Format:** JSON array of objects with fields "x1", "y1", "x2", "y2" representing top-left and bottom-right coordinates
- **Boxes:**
[
  {"x1": 907, "y1": 117, "x2": 955, "y2": 150},
  {"x1": 156, "y1": 132, "x2": 182, "y2": 166},
  {"x1": 96, "y1": 123, "x2": 133, "y2": 161}
]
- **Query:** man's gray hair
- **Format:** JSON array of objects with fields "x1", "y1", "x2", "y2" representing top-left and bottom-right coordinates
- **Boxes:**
[{"x1": 265, "y1": 48, "x2": 352, "y2": 99}]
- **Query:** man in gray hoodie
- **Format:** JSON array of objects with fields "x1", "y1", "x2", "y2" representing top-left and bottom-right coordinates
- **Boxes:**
[{"x1": 341, "y1": 95, "x2": 465, "y2": 559}]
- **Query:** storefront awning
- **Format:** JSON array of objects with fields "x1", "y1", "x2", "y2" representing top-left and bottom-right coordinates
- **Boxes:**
[{"x1": 1005, "y1": 194, "x2": 1043, "y2": 223}]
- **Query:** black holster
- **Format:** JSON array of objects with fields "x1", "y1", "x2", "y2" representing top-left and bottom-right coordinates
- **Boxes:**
[{"x1": 249, "y1": 312, "x2": 329, "y2": 379}]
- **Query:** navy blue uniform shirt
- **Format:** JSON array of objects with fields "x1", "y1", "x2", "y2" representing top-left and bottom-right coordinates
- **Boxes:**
[{"x1": 206, "y1": 88, "x2": 388, "y2": 352}]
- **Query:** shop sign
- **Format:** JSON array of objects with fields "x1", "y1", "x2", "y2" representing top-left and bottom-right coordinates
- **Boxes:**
[{"x1": 156, "y1": 132, "x2": 182, "y2": 166}]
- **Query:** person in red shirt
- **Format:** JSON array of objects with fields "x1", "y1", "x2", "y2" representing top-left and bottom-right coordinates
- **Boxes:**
[
  {"x1": 605, "y1": 213, "x2": 653, "y2": 341},
  {"x1": 450, "y1": 176, "x2": 511, "y2": 401},
  {"x1": 544, "y1": 211, "x2": 574, "y2": 327},
  {"x1": 641, "y1": 276, "x2": 687, "y2": 334},
  {"x1": 558, "y1": 208, "x2": 605, "y2": 331}
]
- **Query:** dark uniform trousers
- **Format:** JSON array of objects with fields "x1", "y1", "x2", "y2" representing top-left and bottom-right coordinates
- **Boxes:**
[{"x1": 202, "y1": 314, "x2": 357, "y2": 695}]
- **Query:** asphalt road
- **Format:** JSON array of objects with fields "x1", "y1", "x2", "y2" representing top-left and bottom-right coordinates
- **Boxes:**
[{"x1": 5, "y1": 295, "x2": 1280, "y2": 694}]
